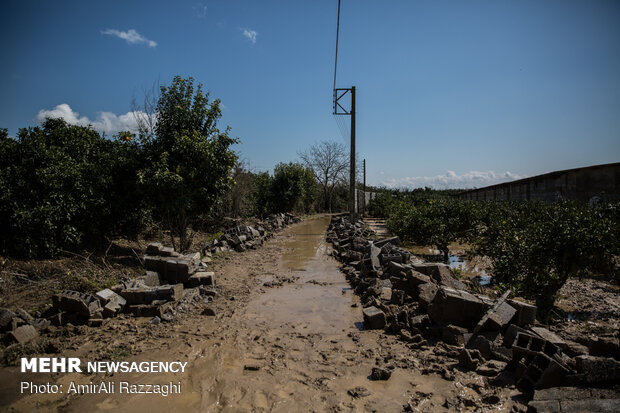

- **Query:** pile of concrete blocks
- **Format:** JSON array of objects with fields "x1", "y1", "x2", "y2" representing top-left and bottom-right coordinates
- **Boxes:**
[
  {"x1": 0, "y1": 307, "x2": 49, "y2": 345},
  {"x1": 203, "y1": 213, "x2": 300, "y2": 254},
  {"x1": 326, "y1": 214, "x2": 620, "y2": 399},
  {"x1": 39, "y1": 242, "x2": 217, "y2": 326}
]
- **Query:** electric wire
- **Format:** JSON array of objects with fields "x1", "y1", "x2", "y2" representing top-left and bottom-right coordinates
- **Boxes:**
[{"x1": 333, "y1": 0, "x2": 341, "y2": 92}]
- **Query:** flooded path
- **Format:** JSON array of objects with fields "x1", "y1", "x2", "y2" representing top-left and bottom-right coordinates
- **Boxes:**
[{"x1": 5, "y1": 215, "x2": 483, "y2": 412}]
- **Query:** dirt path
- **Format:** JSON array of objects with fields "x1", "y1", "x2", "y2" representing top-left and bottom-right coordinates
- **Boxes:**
[{"x1": 2, "y1": 216, "x2": 523, "y2": 412}]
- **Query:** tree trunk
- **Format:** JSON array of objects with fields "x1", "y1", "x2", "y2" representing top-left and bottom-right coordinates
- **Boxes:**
[{"x1": 439, "y1": 245, "x2": 450, "y2": 264}]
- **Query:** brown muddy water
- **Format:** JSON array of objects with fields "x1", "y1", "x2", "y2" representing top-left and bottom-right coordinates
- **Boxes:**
[{"x1": 4, "y1": 216, "x2": 518, "y2": 412}]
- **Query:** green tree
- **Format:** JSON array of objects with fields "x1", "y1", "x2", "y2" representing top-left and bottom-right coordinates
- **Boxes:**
[
  {"x1": 0, "y1": 120, "x2": 122, "y2": 256},
  {"x1": 140, "y1": 76, "x2": 238, "y2": 251},
  {"x1": 270, "y1": 162, "x2": 317, "y2": 213},
  {"x1": 387, "y1": 198, "x2": 481, "y2": 262},
  {"x1": 475, "y1": 201, "x2": 618, "y2": 317}
]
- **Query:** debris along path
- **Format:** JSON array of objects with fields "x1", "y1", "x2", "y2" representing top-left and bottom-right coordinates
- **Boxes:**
[
  {"x1": 4, "y1": 215, "x2": 517, "y2": 412},
  {"x1": 176, "y1": 214, "x2": 457, "y2": 413}
]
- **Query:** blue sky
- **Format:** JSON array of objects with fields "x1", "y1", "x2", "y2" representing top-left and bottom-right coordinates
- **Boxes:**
[{"x1": 1, "y1": 0, "x2": 619, "y2": 188}]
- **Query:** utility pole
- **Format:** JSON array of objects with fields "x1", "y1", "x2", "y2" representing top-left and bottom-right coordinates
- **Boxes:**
[
  {"x1": 333, "y1": 0, "x2": 357, "y2": 220},
  {"x1": 334, "y1": 87, "x2": 356, "y2": 220},
  {"x1": 363, "y1": 158, "x2": 366, "y2": 217}
]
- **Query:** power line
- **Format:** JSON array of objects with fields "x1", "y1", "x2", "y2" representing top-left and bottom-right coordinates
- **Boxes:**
[{"x1": 333, "y1": 0, "x2": 341, "y2": 91}]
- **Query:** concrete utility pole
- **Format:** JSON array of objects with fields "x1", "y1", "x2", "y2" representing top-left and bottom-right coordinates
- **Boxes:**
[
  {"x1": 350, "y1": 86, "x2": 356, "y2": 220},
  {"x1": 332, "y1": 0, "x2": 357, "y2": 220},
  {"x1": 363, "y1": 158, "x2": 366, "y2": 217}
]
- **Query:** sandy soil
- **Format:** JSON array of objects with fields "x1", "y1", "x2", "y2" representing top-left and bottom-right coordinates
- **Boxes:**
[{"x1": 1, "y1": 216, "x2": 532, "y2": 412}]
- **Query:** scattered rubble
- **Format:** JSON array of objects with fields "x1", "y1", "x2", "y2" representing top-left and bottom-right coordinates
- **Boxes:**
[
  {"x1": 0, "y1": 213, "x2": 300, "y2": 347},
  {"x1": 202, "y1": 213, "x2": 300, "y2": 254},
  {"x1": 326, "y1": 214, "x2": 619, "y2": 408}
]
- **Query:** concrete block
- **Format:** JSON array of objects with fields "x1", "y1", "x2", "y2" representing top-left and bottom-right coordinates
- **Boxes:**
[
  {"x1": 0, "y1": 308, "x2": 15, "y2": 331},
  {"x1": 428, "y1": 287, "x2": 486, "y2": 328},
  {"x1": 417, "y1": 283, "x2": 438, "y2": 310},
  {"x1": 103, "y1": 301, "x2": 122, "y2": 318},
  {"x1": 508, "y1": 299, "x2": 537, "y2": 326},
  {"x1": 119, "y1": 287, "x2": 157, "y2": 305},
  {"x1": 387, "y1": 261, "x2": 405, "y2": 277},
  {"x1": 146, "y1": 242, "x2": 162, "y2": 255},
  {"x1": 52, "y1": 290, "x2": 102, "y2": 317},
  {"x1": 155, "y1": 284, "x2": 184, "y2": 301},
  {"x1": 10, "y1": 325, "x2": 38, "y2": 344},
  {"x1": 575, "y1": 355, "x2": 620, "y2": 385},
  {"x1": 187, "y1": 271, "x2": 215, "y2": 287},
  {"x1": 380, "y1": 287, "x2": 392, "y2": 301},
  {"x1": 141, "y1": 271, "x2": 162, "y2": 287},
  {"x1": 531, "y1": 327, "x2": 567, "y2": 350},
  {"x1": 95, "y1": 289, "x2": 127, "y2": 307},
  {"x1": 362, "y1": 306, "x2": 386, "y2": 330},
  {"x1": 442, "y1": 324, "x2": 469, "y2": 346}
]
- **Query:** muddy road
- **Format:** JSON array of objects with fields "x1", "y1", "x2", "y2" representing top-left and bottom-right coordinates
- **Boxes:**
[{"x1": 2, "y1": 215, "x2": 522, "y2": 412}]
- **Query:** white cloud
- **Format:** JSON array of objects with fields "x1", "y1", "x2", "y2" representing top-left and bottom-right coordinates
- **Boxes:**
[
  {"x1": 101, "y1": 29, "x2": 157, "y2": 48},
  {"x1": 381, "y1": 170, "x2": 525, "y2": 190},
  {"x1": 193, "y1": 3, "x2": 208, "y2": 18},
  {"x1": 36, "y1": 104, "x2": 156, "y2": 135},
  {"x1": 241, "y1": 28, "x2": 257, "y2": 44}
]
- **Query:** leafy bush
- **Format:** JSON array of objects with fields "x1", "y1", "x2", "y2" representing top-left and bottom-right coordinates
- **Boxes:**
[
  {"x1": 387, "y1": 198, "x2": 481, "y2": 262},
  {"x1": 475, "y1": 200, "x2": 618, "y2": 317},
  {"x1": 0, "y1": 120, "x2": 146, "y2": 257}
]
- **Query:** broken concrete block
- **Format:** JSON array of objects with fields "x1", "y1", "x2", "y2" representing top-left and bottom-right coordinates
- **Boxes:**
[
  {"x1": 387, "y1": 261, "x2": 405, "y2": 277},
  {"x1": 362, "y1": 306, "x2": 386, "y2": 330},
  {"x1": 512, "y1": 331, "x2": 561, "y2": 361},
  {"x1": 0, "y1": 308, "x2": 15, "y2": 331},
  {"x1": 531, "y1": 327, "x2": 567, "y2": 351},
  {"x1": 472, "y1": 290, "x2": 516, "y2": 334},
  {"x1": 146, "y1": 242, "x2": 162, "y2": 255},
  {"x1": 418, "y1": 283, "x2": 438, "y2": 310},
  {"x1": 407, "y1": 271, "x2": 431, "y2": 289},
  {"x1": 458, "y1": 348, "x2": 482, "y2": 370},
  {"x1": 371, "y1": 366, "x2": 393, "y2": 380},
  {"x1": 442, "y1": 324, "x2": 469, "y2": 346},
  {"x1": 530, "y1": 387, "x2": 620, "y2": 413},
  {"x1": 95, "y1": 289, "x2": 127, "y2": 307},
  {"x1": 370, "y1": 244, "x2": 381, "y2": 270},
  {"x1": 390, "y1": 289, "x2": 405, "y2": 306},
  {"x1": 474, "y1": 301, "x2": 517, "y2": 334},
  {"x1": 574, "y1": 355, "x2": 620, "y2": 385},
  {"x1": 428, "y1": 287, "x2": 486, "y2": 328},
  {"x1": 103, "y1": 301, "x2": 122, "y2": 318},
  {"x1": 119, "y1": 287, "x2": 157, "y2": 305},
  {"x1": 155, "y1": 284, "x2": 184, "y2": 301},
  {"x1": 589, "y1": 336, "x2": 620, "y2": 359},
  {"x1": 164, "y1": 259, "x2": 191, "y2": 283},
  {"x1": 380, "y1": 287, "x2": 392, "y2": 301},
  {"x1": 10, "y1": 325, "x2": 39, "y2": 344},
  {"x1": 467, "y1": 335, "x2": 493, "y2": 360},
  {"x1": 144, "y1": 255, "x2": 166, "y2": 273},
  {"x1": 507, "y1": 299, "x2": 537, "y2": 326},
  {"x1": 373, "y1": 236, "x2": 401, "y2": 248},
  {"x1": 52, "y1": 291, "x2": 102, "y2": 317},
  {"x1": 187, "y1": 271, "x2": 215, "y2": 287},
  {"x1": 141, "y1": 271, "x2": 162, "y2": 287}
]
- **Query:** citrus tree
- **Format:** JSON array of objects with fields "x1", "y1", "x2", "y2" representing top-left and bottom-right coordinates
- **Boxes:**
[
  {"x1": 387, "y1": 198, "x2": 481, "y2": 262},
  {"x1": 139, "y1": 76, "x2": 238, "y2": 251},
  {"x1": 475, "y1": 201, "x2": 618, "y2": 317}
]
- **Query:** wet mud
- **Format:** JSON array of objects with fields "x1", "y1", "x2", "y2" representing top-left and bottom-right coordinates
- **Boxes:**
[{"x1": 2, "y1": 216, "x2": 523, "y2": 412}]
